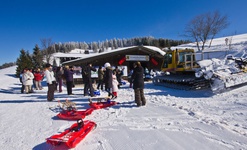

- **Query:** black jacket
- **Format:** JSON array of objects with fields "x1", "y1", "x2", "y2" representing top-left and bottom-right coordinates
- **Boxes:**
[
  {"x1": 104, "y1": 67, "x2": 113, "y2": 88},
  {"x1": 131, "y1": 66, "x2": 144, "y2": 89},
  {"x1": 82, "y1": 65, "x2": 96, "y2": 83}
]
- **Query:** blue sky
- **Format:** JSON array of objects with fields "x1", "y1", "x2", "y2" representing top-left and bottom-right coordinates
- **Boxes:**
[{"x1": 0, "y1": 0, "x2": 246, "y2": 65}]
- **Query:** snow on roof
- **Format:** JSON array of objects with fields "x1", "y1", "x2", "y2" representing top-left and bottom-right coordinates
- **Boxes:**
[
  {"x1": 53, "y1": 52, "x2": 84, "y2": 58},
  {"x1": 143, "y1": 46, "x2": 166, "y2": 56},
  {"x1": 58, "y1": 46, "x2": 165, "y2": 64}
]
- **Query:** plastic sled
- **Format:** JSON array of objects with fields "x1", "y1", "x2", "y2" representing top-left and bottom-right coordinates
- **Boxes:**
[
  {"x1": 57, "y1": 108, "x2": 95, "y2": 120},
  {"x1": 89, "y1": 100, "x2": 117, "y2": 109},
  {"x1": 46, "y1": 119, "x2": 96, "y2": 148}
]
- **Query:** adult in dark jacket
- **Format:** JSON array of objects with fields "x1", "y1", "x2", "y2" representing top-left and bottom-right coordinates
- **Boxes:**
[
  {"x1": 104, "y1": 62, "x2": 115, "y2": 98},
  {"x1": 131, "y1": 61, "x2": 146, "y2": 107},
  {"x1": 97, "y1": 66, "x2": 104, "y2": 90},
  {"x1": 114, "y1": 66, "x2": 124, "y2": 88},
  {"x1": 64, "y1": 65, "x2": 74, "y2": 95},
  {"x1": 56, "y1": 67, "x2": 63, "y2": 92},
  {"x1": 83, "y1": 63, "x2": 96, "y2": 97}
]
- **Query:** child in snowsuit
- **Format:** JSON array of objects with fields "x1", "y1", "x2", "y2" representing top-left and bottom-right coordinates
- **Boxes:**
[{"x1": 112, "y1": 71, "x2": 119, "y2": 99}]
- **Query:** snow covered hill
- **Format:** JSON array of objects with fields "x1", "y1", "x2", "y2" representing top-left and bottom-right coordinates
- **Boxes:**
[{"x1": 176, "y1": 33, "x2": 247, "y2": 51}]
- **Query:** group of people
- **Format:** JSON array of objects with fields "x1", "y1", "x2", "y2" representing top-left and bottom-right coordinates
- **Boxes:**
[
  {"x1": 44, "y1": 64, "x2": 76, "y2": 101},
  {"x1": 82, "y1": 62, "x2": 124, "y2": 99},
  {"x1": 20, "y1": 61, "x2": 146, "y2": 107},
  {"x1": 20, "y1": 68, "x2": 44, "y2": 94},
  {"x1": 83, "y1": 61, "x2": 146, "y2": 107}
]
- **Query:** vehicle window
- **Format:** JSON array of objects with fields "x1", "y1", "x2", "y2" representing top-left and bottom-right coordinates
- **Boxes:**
[{"x1": 163, "y1": 53, "x2": 172, "y2": 68}]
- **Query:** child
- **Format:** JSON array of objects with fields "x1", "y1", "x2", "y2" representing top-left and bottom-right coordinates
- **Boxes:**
[{"x1": 112, "y1": 71, "x2": 119, "y2": 99}]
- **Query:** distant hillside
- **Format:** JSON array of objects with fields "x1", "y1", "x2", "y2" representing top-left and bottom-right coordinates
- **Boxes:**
[
  {"x1": 0, "y1": 62, "x2": 16, "y2": 70},
  {"x1": 174, "y1": 33, "x2": 247, "y2": 52}
]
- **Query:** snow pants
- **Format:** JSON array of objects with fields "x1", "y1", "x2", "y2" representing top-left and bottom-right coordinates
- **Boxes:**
[
  {"x1": 57, "y1": 79, "x2": 63, "y2": 92},
  {"x1": 35, "y1": 81, "x2": 42, "y2": 90},
  {"x1": 134, "y1": 88, "x2": 146, "y2": 107},
  {"x1": 66, "y1": 81, "x2": 73, "y2": 95},
  {"x1": 25, "y1": 85, "x2": 32, "y2": 94},
  {"x1": 84, "y1": 82, "x2": 94, "y2": 97},
  {"x1": 47, "y1": 83, "x2": 55, "y2": 101}
]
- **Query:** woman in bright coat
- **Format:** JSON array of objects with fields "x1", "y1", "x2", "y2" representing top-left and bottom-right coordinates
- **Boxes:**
[{"x1": 33, "y1": 68, "x2": 44, "y2": 90}]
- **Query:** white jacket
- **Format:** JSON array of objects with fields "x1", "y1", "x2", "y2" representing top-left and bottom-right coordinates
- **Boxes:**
[
  {"x1": 44, "y1": 69, "x2": 56, "y2": 84},
  {"x1": 22, "y1": 71, "x2": 34, "y2": 85},
  {"x1": 112, "y1": 75, "x2": 119, "y2": 92}
]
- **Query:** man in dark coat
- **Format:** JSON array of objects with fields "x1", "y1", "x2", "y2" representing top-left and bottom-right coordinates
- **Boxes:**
[
  {"x1": 97, "y1": 66, "x2": 104, "y2": 90},
  {"x1": 64, "y1": 65, "x2": 74, "y2": 95},
  {"x1": 83, "y1": 63, "x2": 96, "y2": 97},
  {"x1": 131, "y1": 61, "x2": 146, "y2": 107}
]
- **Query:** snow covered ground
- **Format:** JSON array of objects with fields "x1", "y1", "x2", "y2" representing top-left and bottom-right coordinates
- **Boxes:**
[
  {"x1": 0, "y1": 66, "x2": 247, "y2": 150},
  {"x1": 1, "y1": 34, "x2": 247, "y2": 150}
]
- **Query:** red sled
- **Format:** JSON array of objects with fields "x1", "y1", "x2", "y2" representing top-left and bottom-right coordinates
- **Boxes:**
[
  {"x1": 57, "y1": 107, "x2": 95, "y2": 120},
  {"x1": 46, "y1": 119, "x2": 96, "y2": 148},
  {"x1": 89, "y1": 101, "x2": 117, "y2": 109}
]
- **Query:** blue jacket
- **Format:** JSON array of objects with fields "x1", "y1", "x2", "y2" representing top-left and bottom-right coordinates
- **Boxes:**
[{"x1": 64, "y1": 69, "x2": 74, "y2": 82}]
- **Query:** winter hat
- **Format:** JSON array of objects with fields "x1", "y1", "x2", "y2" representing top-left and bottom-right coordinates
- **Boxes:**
[{"x1": 104, "y1": 62, "x2": 111, "y2": 68}]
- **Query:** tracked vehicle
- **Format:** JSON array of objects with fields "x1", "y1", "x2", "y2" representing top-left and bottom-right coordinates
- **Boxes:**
[
  {"x1": 153, "y1": 48, "x2": 247, "y2": 91},
  {"x1": 153, "y1": 48, "x2": 210, "y2": 90}
]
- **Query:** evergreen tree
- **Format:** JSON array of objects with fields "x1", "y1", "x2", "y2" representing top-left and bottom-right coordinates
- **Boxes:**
[
  {"x1": 92, "y1": 42, "x2": 98, "y2": 52},
  {"x1": 16, "y1": 49, "x2": 33, "y2": 77},
  {"x1": 104, "y1": 39, "x2": 109, "y2": 50},
  {"x1": 113, "y1": 38, "x2": 118, "y2": 49},
  {"x1": 32, "y1": 44, "x2": 44, "y2": 69}
]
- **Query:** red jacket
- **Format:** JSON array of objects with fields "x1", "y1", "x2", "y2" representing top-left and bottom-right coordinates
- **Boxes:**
[{"x1": 34, "y1": 72, "x2": 44, "y2": 81}]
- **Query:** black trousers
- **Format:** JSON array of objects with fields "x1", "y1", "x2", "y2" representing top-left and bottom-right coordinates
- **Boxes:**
[
  {"x1": 97, "y1": 79, "x2": 104, "y2": 90},
  {"x1": 134, "y1": 88, "x2": 146, "y2": 106},
  {"x1": 66, "y1": 81, "x2": 73, "y2": 95},
  {"x1": 21, "y1": 84, "x2": 24, "y2": 93},
  {"x1": 47, "y1": 83, "x2": 56, "y2": 101},
  {"x1": 84, "y1": 81, "x2": 94, "y2": 96}
]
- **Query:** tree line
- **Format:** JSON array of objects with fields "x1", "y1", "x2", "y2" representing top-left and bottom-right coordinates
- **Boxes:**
[{"x1": 53, "y1": 37, "x2": 190, "y2": 53}]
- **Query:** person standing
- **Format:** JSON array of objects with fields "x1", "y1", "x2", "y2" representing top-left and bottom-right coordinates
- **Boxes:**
[
  {"x1": 64, "y1": 65, "x2": 74, "y2": 95},
  {"x1": 83, "y1": 63, "x2": 96, "y2": 97},
  {"x1": 114, "y1": 66, "x2": 123, "y2": 88},
  {"x1": 44, "y1": 63, "x2": 56, "y2": 101},
  {"x1": 131, "y1": 62, "x2": 146, "y2": 107},
  {"x1": 56, "y1": 67, "x2": 63, "y2": 93},
  {"x1": 97, "y1": 66, "x2": 104, "y2": 90},
  {"x1": 112, "y1": 71, "x2": 119, "y2": 99},
  {"x1": 19, "y1": 69, "x2": 25, "y2": 93},
  {"x1": 33, "y1": 68, "x2": 44, "y2": 90},
  {"x1": 104, "y1": 62, "x2": 114, "y2": 98},
  {"x1": 22, "y1": 68, "x2": 34, "y2": 94}
]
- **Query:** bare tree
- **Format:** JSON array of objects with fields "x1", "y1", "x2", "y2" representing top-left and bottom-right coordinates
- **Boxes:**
[
  {"x1": 228, "y1": 36, "x2": 233, "y2": 51},
  {"x1": 185, "y1": 11, "x2": 229, "y2": 51},
  {"x1": 40, "y1": 38, "x2": 55, "y2": 63}
]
